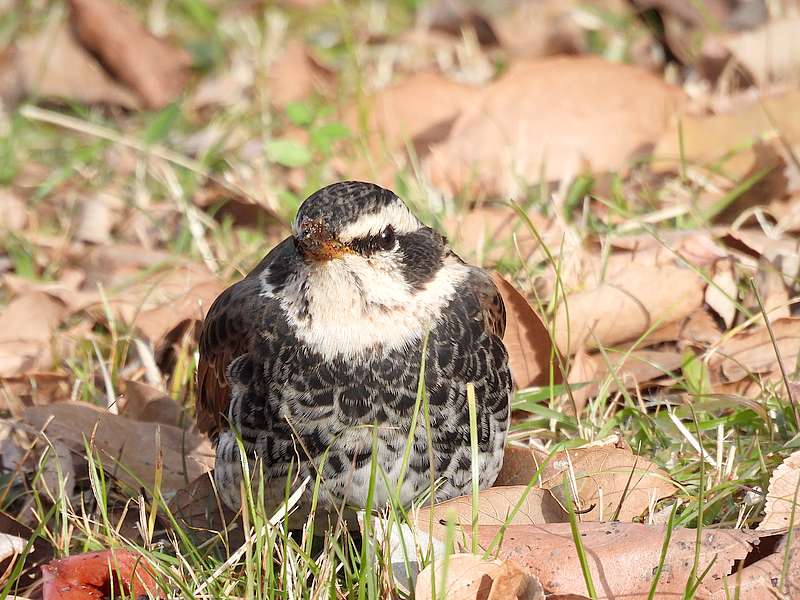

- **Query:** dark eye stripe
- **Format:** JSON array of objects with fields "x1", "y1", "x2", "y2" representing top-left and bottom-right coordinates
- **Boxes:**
[{"x1": 350, "y1": 226, "x2": 396, "y2": 255}]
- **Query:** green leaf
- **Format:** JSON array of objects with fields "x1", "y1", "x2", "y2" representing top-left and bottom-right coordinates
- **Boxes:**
[
  {"x1": 285, "y1": 102, "x2": 315, "y2": 127},
  {"x1": 310, "y1": 122, "x2": 350, "y2": 154},
  {"x1": 682, "y1": 348, "x2": 710, "y2": 396},
  {"x1": 144, "y1": 103, "x2": 181, "y2": 145},
  {"x1": 265, "y1": 139, "x2": 312, "y2": 168}
]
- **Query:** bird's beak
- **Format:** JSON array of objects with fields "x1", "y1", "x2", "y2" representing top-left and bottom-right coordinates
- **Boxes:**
[{"x1": 296, "y1": 219, "x2": 350, "y2": 262}]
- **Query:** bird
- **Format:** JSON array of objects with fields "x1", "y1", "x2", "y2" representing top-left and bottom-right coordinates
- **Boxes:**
[{"x1": 196, "y1": 181, "x2": 512, "y2": 515}]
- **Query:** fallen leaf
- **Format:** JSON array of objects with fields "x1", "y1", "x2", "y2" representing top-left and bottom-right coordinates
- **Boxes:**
[
  {"x1": 414, "y1": 553, "x2": 544, "y2": 600},
  {"x1": 528, "y1": 441, "x2": 677, "y2": 521},
  {"x1": 119, "y1": 380, "x2": 182, "y2": 427},
  {"x1": 444, "y1": 205, "x2": 553, "y2": 265},
  {"x1": 644, "y1": 308, "x2": 722, "y2": 348},
  {"x1": 0, "y1": 189, "x2": 27, "y2": 231},
  {"x1": 134, "y1": 280, "x2": 225, "y2": 347},
  {"x1": 0, "y1": 293, "x2": 66, "y2": 377},
  {"x1": 710, "y1": 317, "x2": 800, "y2": 384},
  {"x1": 705, "y1": 259, "x2": 738, "y2": 329},
  {"x1": 491, "y1": 273, "x2": 562, "y2": 389},
  {"x1": 0, "y1": 372, "x2": 72, "y2": 410},
  {"x1": 0, "y1": 511, "x2": 51, "y2": 584},
  {"x1": 653, "y1": 90, "x2": 800, "y2": 184},
  {"x1": 712, "y1": 529, "x2": 800, "y2": 599},
  {"x1": 553, "y1": 263, "x2": 706, "y2": 356},
  {"x1": 426, "y1": 57, "x2": 684, "y2": 197},
  {"x1": 67, "y1": 0, "x2": 191, "y2": 109},
  {"x1": 268, "y1": 39, "x2": 333, "y2": 109},
  {"x1": 721, "y1": 17, "x2": 800, "y2": 85},
  {"x1": 41, "y1": 550, "x2": 157, "y2": 600},
  {"x1": 721, "y1": 228, "x2": 800, "y2": 287},
  {"x1": 4, "y1": 24, "x2": 139, "y2": 108},
  {"x1": 473, "y1": 522, "x2": 759, "y2": 599},
  {"x1": 350, "y1": 71, "x2": 480, "y2": 156},
  {"x1": 23, "y1": 402, "x2": 213, "y2": 495},
  {"x1": 759, "y1": 449, "x2": 800, "y2": 531},
  {"x1": 568, "y1": 349, "x2": 683, "y2": 414},
  {"x1": 75, "y1": 193, "x2": 122, "y2": 245},
  {"x1": 414, "y1": 486, "x2": 567, "y2": 546}
]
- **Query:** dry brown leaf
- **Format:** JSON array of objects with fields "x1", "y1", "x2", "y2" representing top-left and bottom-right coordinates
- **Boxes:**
[
  {"x1": 134, "y1": 280, "x2": 224, "y2": 346},
  {"x1": 414, "y1": 486, "x2": 567, "y2": 545},
  {"x1": 415, "y1": 553, "x2": 544, "y2": 600},
  {"x1": 67, "y1": 0, "x2": 191, "y2": 109},
  {"x1": 444, "y1": 206, "x2": 553, "y2": 265},
  {"x1": 473, "y1": 522, "x2": 759, "y2": 599},
  {"x1": 721, "y1": 228, "x2": 800, "y2": 287},
  {"x1": 350, "y1": 71, "x2": 480, "y2": 156},
  {"x1": 491, "y1": 273, "x2": 562, "y2": 389},
  {"x1": 644, "y1": 308, "x2": 722, "y2": 349},
  {"x1": 0, "y1": 293, "x2": 66, "y2": 377},
  {"x1": 426, "y1": 57, "x2": 684, "y2": 198},
  {"x1": 568, "y1": 349, "x2": 683, "y2": 413},
  {"x1": 553, "y1": 263, "x2": 706, "y2": 356},
  {"x1": 759, "y1": 449, "x2": 800, "y2": 531},
  {"x1": 653, "y1": 90, "x2": 800, "y2": 183},
  {"x1": 0, "y1": 189, "x2": 27, "y2": 231},
  {"x1": 532, "y1": 442, "x2": 677, "y2": 521},
  {"x1": 4, "y1": 24, "x2": 139, "y2": 108},
  {"x1": 118, "y1": 380, "x2": 181, "y2": 427},
  {"x1": 268, "y1": 39, "x2": 333, "y2": 109},
  {"x1": 710, "y1": 317, "x2": 800, "y2": 384},
  {"x1": 22, "y1": 402, "x2": 213, "y2": 495},
  {"x1": 0, "y1": 373, "x2": 72, "y2": 411},
  {"x1": 494, "y1": 444, "x2": 549, "y2": 488},
  {"x1": 721, "y1": 17, "x2": 800, "y2": 86},
  {"x1": 75, "y1": 193, "x2": 122, "y2": 245},
  {"x1": 709, "y1": 530, "x2": 800, "y2": 599},
  {"x1": 706, "y1": 259, "x2": 738, "y2": 329}
]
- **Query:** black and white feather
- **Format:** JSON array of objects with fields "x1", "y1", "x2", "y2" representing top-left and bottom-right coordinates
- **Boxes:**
[{"x1": 197, "y1": 181, "x2": 512, "y2": 511}]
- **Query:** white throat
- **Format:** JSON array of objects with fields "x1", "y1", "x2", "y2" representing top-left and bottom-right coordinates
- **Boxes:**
[{"x1": 261, "y1": 254, "x2": 470, "y2": 360}]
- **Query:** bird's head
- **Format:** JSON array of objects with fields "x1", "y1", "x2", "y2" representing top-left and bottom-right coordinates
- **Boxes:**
[{"x1": 291, "y1": 181, "x2": 446, "y2": 293}]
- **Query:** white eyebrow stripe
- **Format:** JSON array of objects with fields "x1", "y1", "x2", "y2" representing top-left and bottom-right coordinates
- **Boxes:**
[{"x1": 337, "y1": 204, "x2": 420, "y2": 241}]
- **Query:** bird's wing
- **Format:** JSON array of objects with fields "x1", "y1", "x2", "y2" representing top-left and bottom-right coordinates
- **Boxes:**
[
  {"x1": 196, "y1": 237, "x2": 294, "y2": 440},
  {"x1": 477, "y1": 271, "x2": 506, "y2": 339}
]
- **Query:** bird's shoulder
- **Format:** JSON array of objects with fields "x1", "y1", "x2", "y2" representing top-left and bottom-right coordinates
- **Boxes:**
[
  {"x1": 447, "y1": 259, "x2": 506, "y2": 340},
  {"x1": 196, "y1": 236, "x2": 298, "y2": 439}
]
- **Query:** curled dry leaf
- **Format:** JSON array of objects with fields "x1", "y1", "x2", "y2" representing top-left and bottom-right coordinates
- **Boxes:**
[
  {"x1": 720, "y1": 17, "x2": 800, "y2": 86},
  {"x1": 473, "y1": 521, "x2": 759, "y2": 599},
  {"x1": 67, "y1": 0, "x2": 191, "y2": 109},
  {"x1": 490, "y1": 273, "x2": 562, "y2": 389},
  {"x1": 3, "y1": 25, "x2": 139, "y2": 108},
  {"x1": 758, "y1": 449, "x2": 800, "y2": 531},
  {"x1": 22, "y1": 401, "x2": 213, "y2": 495},
  {"x1": 426, "y1": 57, "x2": 684, "y2": 198},
  {"x1": 705, "y1": 259, "x2": 738, "y2": 329},
  {"x1": 715, "y1": 529, "x2": 800, "y2": 599},
  {"x1": 119, "y1": 380, "x2": 182, "y2": 427},
  {"x1": 41, "y1": 549, "x2": 157, "y2": 600},
  {"x1": 414, "y1": 486, "x2": 567, "y2": 546},
  {"x1": 553, "y1": 263, "x2": 706, "y2": 356},
  {"x1": 710, "y1": 317, "x2": 800, "y2": 385},
  {"x1": 415, "y1": 553, "x2": 544, "y2": 600}
]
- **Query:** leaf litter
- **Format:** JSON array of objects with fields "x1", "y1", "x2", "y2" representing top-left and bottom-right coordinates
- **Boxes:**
[{"x1": 1, "y1": 0, "x2": 800, "y2": 598}]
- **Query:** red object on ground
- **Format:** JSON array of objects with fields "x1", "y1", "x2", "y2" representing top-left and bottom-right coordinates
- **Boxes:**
[{"x1": 41, "y1": 549, "x2": 158, "y2": 600}]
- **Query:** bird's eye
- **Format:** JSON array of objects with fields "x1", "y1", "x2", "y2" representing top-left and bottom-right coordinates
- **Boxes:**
[{"x1": 377, "y1": 226, "x2": 395, "y2": 250}]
